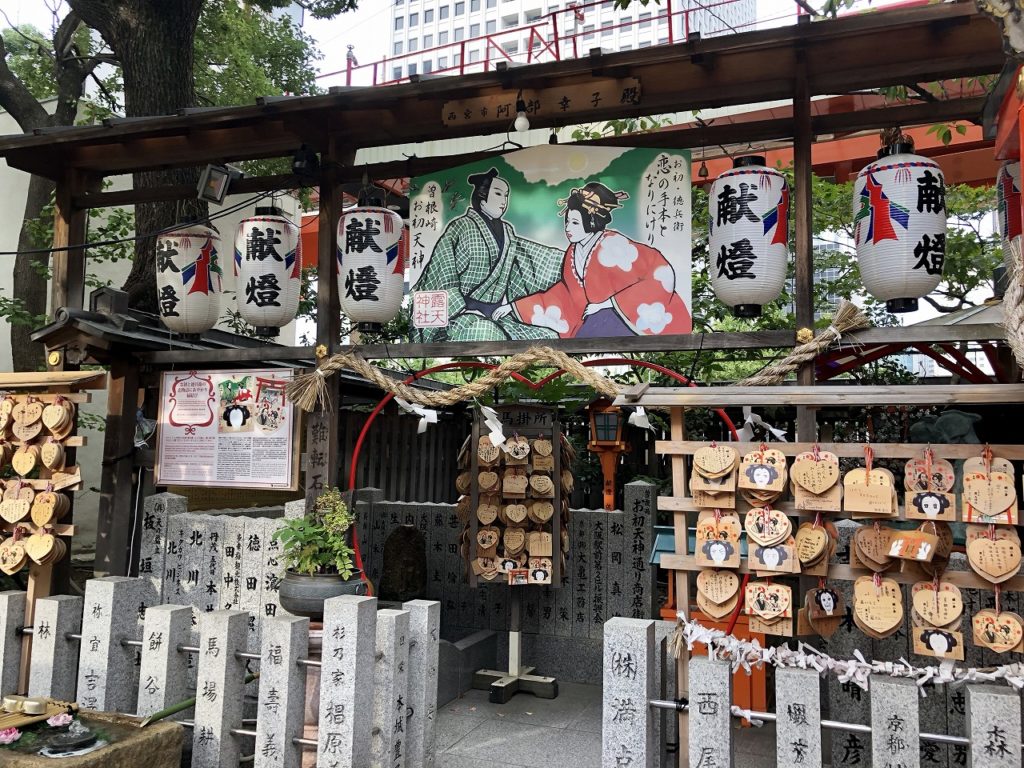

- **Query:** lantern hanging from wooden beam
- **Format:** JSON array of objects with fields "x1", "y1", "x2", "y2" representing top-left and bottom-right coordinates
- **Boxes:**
[
  {"x1": 708, "y1": 156, "x2": 790, "y2": 318},
  {"x1": 853, "y1": 141, "x2": 947, "y2": 313},
  {"x1": 233, "y1": 206, "x2": 302, "y2": 336},
  {"x1": 997, "y1": 160, "x2": 1021, "y2": 273},
  {"x1": 155, "y1": 223, "x2": 223, "y2": 335},
  {"x1": 337, "y1": 206, "x2": 405, "y2": 332}
]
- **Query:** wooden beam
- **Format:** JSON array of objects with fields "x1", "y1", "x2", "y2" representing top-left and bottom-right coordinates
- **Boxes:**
[
  {"x1": 49, "y1": 169, "x2": 89, "y2": 323},
  {"x1": 74, "y1": 174, "x2": 309, "y2": 209},
  {"x1": 793, "y1": 49, "x2": 816, "y2": 442},
  {"x1": 0, "y1": 371, "x2": 107, "y2": 388},
  {"x1": 614, "y1": 383, "x2": 1024, "y2": 408}
]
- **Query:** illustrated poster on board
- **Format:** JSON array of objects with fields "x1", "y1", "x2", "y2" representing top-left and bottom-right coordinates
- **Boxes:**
[
  {"x1": 409, "y1": 145, "x2": 692, "y2": 342},
  {"x1": 155, "y1": 369, "x2": 298, "y2": 490}
]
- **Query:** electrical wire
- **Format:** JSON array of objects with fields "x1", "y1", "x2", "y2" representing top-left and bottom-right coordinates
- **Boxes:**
[{"x1": 0, "y1": 190, "x2": 284, "y2": 258}]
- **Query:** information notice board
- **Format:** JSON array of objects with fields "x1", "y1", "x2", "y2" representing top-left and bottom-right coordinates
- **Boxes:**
[{"x1": 155, "y1": 369, "x2": 300, "y2": 490}]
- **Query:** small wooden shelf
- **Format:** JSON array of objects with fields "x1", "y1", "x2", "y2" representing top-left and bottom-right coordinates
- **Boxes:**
[{"x1": 0, "y1": 371, "x2": 106, "y2": 390}]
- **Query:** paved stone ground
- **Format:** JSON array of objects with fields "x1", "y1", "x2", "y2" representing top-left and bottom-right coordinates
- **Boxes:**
[{"x1": 435, "y1": 682, "x2": 783, "y2": 768}]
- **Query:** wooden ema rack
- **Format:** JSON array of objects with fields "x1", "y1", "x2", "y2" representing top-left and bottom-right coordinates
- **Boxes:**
[{"x1": 0, "y1": 370, "x2": 106, "y2": 694}]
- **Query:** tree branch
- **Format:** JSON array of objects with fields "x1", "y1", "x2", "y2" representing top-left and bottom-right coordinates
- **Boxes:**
[
  {"x1": 921, "y1": 295, "x2": 962, "y2": 314},
  {"x1": 0, "y1": 33, "x2": 51, "y2": 131}
]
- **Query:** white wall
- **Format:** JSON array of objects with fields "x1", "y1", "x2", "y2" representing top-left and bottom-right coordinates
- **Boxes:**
[{"x1": 0, "y1": 104, "x2": 302, "y2": 560}]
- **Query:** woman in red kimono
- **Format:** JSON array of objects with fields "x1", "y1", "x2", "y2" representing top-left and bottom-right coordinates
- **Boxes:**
[{"x1": 494, "y1": 182, "x2": 691, "y2": 337}]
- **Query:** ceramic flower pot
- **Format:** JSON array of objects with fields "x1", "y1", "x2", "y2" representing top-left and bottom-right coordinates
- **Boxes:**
[{"x1": 279, "y1": 569, "x2": 367, "y2": 619}]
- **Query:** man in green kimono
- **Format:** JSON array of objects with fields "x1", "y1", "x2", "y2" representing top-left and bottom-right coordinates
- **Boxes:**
[{"x1": 413, "y1": 168, "x2": 564, "y2": 342}]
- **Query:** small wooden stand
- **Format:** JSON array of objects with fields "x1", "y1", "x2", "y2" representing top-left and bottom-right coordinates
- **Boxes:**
[{"x1": 472, "y1": 588, "x2": 558, "y2": 703}]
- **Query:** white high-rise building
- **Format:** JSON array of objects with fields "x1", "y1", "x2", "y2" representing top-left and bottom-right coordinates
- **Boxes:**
[{"x1": 386, "y1": 0, "x2": 755, "y2": 82}]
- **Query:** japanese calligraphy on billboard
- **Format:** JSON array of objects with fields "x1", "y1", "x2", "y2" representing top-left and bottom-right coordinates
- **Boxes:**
[
  {"x1": 409, "y1": 145, "x2": 692, "y2": 343},
  {"x1": 155, "y1": 369, "x2": 299, "y2": 490}
]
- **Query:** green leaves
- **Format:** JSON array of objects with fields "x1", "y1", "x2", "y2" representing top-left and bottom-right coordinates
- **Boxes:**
[{"x1": 272, "y1": 488, "x2": 357, "y2": 578}]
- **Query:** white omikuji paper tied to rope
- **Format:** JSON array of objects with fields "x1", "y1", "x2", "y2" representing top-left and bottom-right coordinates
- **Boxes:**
[
  {"x1": 852, "y1": 148, "x2": 947, "y2": 313},
  {"x1": 708, "y1": 156, "x2": 790, "y2": 318},
  {"x1": 155, "y1": 224, "x2": 223, "y2": 335},
  {"x1": 997, "y1": 160, "x2": 1022, "y2": 273},
  {"x1": 337, "y1": 206, "x2": 405, "y2": 330},
  {"x1": 233, "y1": 207, "x2": 302, "y2": 336}
]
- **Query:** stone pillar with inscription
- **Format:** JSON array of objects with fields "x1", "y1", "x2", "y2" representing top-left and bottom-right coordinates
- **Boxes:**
[
  {"x1": 0, "y1": 591, "x2": 25, "y2": 695},
  {"x1": 776, "y1": 667, "x2": 822, "y2": 768},
  {"x1": 137, "y1": 604, "x2": 193, "y2": 718},
  {"x1": 319, "y1": 595, "x2": 377, "y2": 768},
  {"x1": 28, "y1": 595, "x2": 82, "y2": 700},
  {"x1": 623, "y1": 481, "x2": 656, "y2": 620},
  {"x1": 602, "y1": 617, "x2": 656, "y2": 768},
  {"x1": 138, "y1": 493, "x2": 186, "y2": 602},
  {"x1": 870, "y1": 676, "x2": 920, "y2": 768},
  {"x1": 688, "y1": 656, "x2": 734, "y2": 768},
  {"x1": 76, "y1": 576, "x2": 146, "y2": 712},
  {"x1": 403, "y1": 600, "x2": 440, "y2": 768},
  {"x1": 966, "y1": 685, "x2": 1021, "y2": 768},
  {"x1": 255, "y1": 614, "x2": 309, "y2": 768},
  {"x1": 193, "y1": 610, "x2": 248, "y2": 768},
  {"x1": 371, "y1": 608, "x2": 410, "y2": 768}
]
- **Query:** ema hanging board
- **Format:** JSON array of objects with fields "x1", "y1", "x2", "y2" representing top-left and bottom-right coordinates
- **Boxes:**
[
  {"x1": 409, "y1": 145, "x2": 692, "y2": 343},
  {"x1": 155, "y1": 369, "x2": 299, "y2": 491}
]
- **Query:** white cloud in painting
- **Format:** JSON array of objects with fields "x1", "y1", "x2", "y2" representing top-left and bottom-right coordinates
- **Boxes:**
[
  {"x1": 597, "y1": 234, "x2": 639, "y2": 271},
  {"x1": 504, "y1": 145, "x2": 630, "y2": 186},
  {"x1": 635, "y1": 302, "x2": 672, "y2": 334},
  {"x1": 529, "y1": 304, "x2": 570, "y2": 334},
  {"x1": 654, "y1": 264, "x2": 675, "y2": 292}
]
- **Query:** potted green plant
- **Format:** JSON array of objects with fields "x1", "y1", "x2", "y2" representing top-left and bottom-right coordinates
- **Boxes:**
[{"x1": 274, "y1": 488, "x2": 366, "y2": 619}]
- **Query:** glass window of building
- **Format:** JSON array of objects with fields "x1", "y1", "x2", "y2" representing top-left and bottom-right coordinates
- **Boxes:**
[
  {"x1": 454, "y1": 27, "x2": 465, "y2": 39},
  {"x1": 408, "y1": 62, "x2": 418, "y2": 74},
  {"x1": 602, "y1": 22, "x2": 613, "y2": 35},
  {"x1": 583, "y1": 23, "x2": 594, "y2": 39},
  {"x1": 423, "y1": 60, "x2": 433, "y2": 73},
  {"x1": 393, "y1": 41, "x2": 403, "y2": 54},
  {"x1": 409, "y1": 12, "x2": 419, "y2": 25},
  {"x1": 394, "y1": 16, "x2": 404, "y2": 30},
  {"x1": 454, "y1": 52, "x2": 462, "y2": 64},
  {"x1": 470, "y1": 22, "x2": 480, "y2": 35},
  {"x1": 638, "y1": 39, "x2": 651, "y2": 46},
  {"x1": 469, "y1": 48, "x2": 480, "y2": 62},
  {"x1": 455, "y1": 0, "x2": 465, "y2": 13},
  {"x1": 425, "y1": 8, "x2": 434, "y2": 21},
  {"x1": 471, "y1": 0, "x2": 481, "y2": 10},
  {"x1": 393, "y1": 65, "x2": 403, "y2": 79},
  {"x1": 639, "y1": 11, "x2": 651, "y2": 27},
  {"x1": 440, "y1": 4, "x2": 449, "y2": 17},
  {"x1": 439, "y1": 55, "x2": 448, "y2": 68},
  {"x1": 486, "y1": 19, "x2": 496, "y2": 32},
  {"x1": 525, "y1": 8, "x2": 542, "y2": 21},
  {"x1": 504, "y1": 40, "x2": 518, "y2": 53},
  {"x1": 408, "y1": 37, "x2": 418, "y2": 51},
  {"x1": 487, "y1": 0, "x2": 497, "y2": 7},
  {"x1": 439, "y1": 30, "x2": 449, "y2": 43},
  {"x1": 424, "y1": 33, "x2": 433, "y2": 47}
]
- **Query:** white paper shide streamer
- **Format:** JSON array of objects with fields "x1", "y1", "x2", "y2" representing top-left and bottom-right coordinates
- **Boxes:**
[
  {"x1": 853, "y1": 142, "x2": 947, "y2": 313},
  {"x1": 234, "y1": 207, "x2": 302, "y2": 336},
  {"x1": 155, "y1": 224, "x2": 223, "y2": 335},
  {"x1": 708, "y1": 156, "x2": 790, "y2": 319}
]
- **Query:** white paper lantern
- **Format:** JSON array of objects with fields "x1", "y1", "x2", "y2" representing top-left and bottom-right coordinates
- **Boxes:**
[
  {"x1": 708, "y1": 156, "x2": 790, "y2": 318},
  {"x1": 853, "y1": 143, "x2": 947, "y2": 312},
  {"x1": 337, "y1": 206, "x2": 405, "y2": 331},
  {"x1": 155, "y1": 224, "x2": 223, "y2": 335},
  {"x1": 233, "y1": 207, "x2": 302, "y2": 336},
  {"x1": 997, "y1": 160, "x2": 1021, "y2": 273}
]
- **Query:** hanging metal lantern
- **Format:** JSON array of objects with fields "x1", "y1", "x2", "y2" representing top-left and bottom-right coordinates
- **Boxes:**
[
  {"x1": 155, "y1": 223, "x2": 223, "y2": 335},
  {"x1": 997, "y1": 160, "x2": 1021, "y2": 274},
  {"x1": 708, "y1": 156, "x2": 790, "y2": 318},
  {"x1": 853, "y1": 141, "x2": 947, "y2": 313},
  {"x1": 337, "y1": 206, "x2": 405, "y2": 332},
  {"x1": 233, "y1": 206, "x2": 302, "y2": 337}
]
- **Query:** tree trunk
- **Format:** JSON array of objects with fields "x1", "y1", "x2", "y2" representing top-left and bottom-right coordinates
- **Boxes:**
[
  {"x1": 70, "y1": 0, "x2": 206, "y2": 313},
  {"x1": 11, "y1": 175, "x2": 56, "y2": 371}
]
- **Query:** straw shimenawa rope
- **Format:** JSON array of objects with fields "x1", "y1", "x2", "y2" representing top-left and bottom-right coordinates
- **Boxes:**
[
  {"x1": 287, "y1": 299, "x2": 871, "y2": 411},
  {"x1": 1004, "y1": 237, "x2": 1024, "y2": 367}
]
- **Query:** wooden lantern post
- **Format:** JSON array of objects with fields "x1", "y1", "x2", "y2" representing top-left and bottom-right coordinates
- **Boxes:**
[{"x1": 587, "y1": 398, "x2": 629, "y2": 511}]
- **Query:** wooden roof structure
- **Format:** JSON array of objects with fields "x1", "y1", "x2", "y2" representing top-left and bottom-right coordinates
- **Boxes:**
[{"x1": 0, "y1": 0, "x2": 1011, "y2": 576}]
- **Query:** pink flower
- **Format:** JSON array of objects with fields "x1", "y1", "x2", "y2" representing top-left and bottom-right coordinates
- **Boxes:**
[
  {"x1": 47, "y1": 713, "x2": 73, "y2": 728},
  {"x1": 0, "y1": 727, "x2": 21, "y2": 745}
]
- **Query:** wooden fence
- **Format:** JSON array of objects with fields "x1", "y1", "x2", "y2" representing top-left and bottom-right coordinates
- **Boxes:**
[
  {"x1": 602, "y1": 616, "x2": 1023, "y2": 768},
  {"x1": 0, "y1": 579, "x2": 441, "y2": 768}
]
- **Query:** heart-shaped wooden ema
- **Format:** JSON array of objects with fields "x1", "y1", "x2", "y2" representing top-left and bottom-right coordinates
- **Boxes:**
[
  {"x1": 40, "y1": 441, "x2": 64, "y2": 471},
  {"x1": 963, "y1": 472, "x2": 1016, "y2": 517},
  {"x1": 0, "y1": 411, "x2": 9, "y2": 433},
  {"x1": 845, "y1": 467, "x2": 892, "y2": 488},
  {"x1": 0, "y1": 398, "x2": 13, "y2": 417},
  {"x1": 477, "y1": 527, "x2": 500, "y2": 551},
  {"x1": 478, "y1": 471, "x2": 499, "y2": 491},
  {"x1": 11, "y1": 446, "x2": 38, "y2": 477},
  {"x1": 795, "y1": 524, "x2": 828, "y2": 565},
  {"x1": 31, "y1": 501, "x2": 56, "y2": 528},
  {"x1": 505, "y1": 436, "x2": 531, "y2": 460},
  {"x1": 477, "y1": 437, "x2": 501, "y2": 464},
  {"x1": 743, "y1": 508, "x2": 791, "y2": 547},
  {"x1": 967, "y1": 537, "x2": 1023, "y2": 581},
  {"x1": 694, "y1": 445, "x2": 737, "y2": 477},
  {"x1": 697, "y1": 589, "x2": 739, "y2": 620},
  {"x1": 3, "y1": 484, "x2": 33, "y2": 503},
  {"x1": 12, "y1": 400, "x2": 42, "y2": 425},
  {"x1": 792, "y1": 454, "x2": 840, "y2": 495},
  {"x1": 505, "y1": 504, "x2": 528, "y2": 524},
  {"x1": 0, "y1": 500, "x2": 30, "y2": 524},
  {"x1": 911, "y1": 582, "x2": 963, "y2": 627},
  {"x1": 42, "y1": 403, "x2": 69, "y2": 431},
  {"x1": 696, "y1": 569, "x2": 739, "y2": 605},
  {"x1": 530, "y1": 474, "x2": 554, "y2": 495},
  {"x1": 12, "y1": 420, "x2": 42, "y2": 443},
  {"x1": 503, "y1": 527, "x2": 526, "y2": 553},
  {"x1": 0, "y1": 539, "x2": 26, "y2": 575},
  {"x1": 904, "y1": 456, "x2": 956, "y2": 493},
  {"x1": 532, "y1": 439, "x2": 553, "y2": 457},
  {"x1": 853, "y1": 576, "x2": 903, "y2": 635},
  {"x1": 25, "y1": 533, "x2": 55, "y2": 565},
  {"x1": 966, "y1": 524, "x2": 1020, "y2": 545},
  {"x1": 477, "y1": 501, "x2": 498, "y2": 525},
  {"x1": 972, "y1": 609, "x2": 1024, "y2": 653},
  {"x1": 854, "y1": 525, "x2": 893, "y2": 567},
  {"x1": 964, "y1": 456, "x2": 1015, "y2": 476},
  {"x1": 745, "y1": 582, "x2": 791, "y2": 620},
  {"x1": 530, "y1": 501, "x2": 554, "y2": 522}
]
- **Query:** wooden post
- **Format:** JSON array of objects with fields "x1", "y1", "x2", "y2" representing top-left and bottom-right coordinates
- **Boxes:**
[
  {"x1": 95, "y1": 358, "x2": 141, "y2": 576},
  {"x1": 793, "y1": 49, "x2": 817, "y2": 443},
  {"x1": 669, "y1": 406, "x2": 690, "y2": 762},
  {"x1": 49, "y1": 169, "x2": 89, "y2": 330}
]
